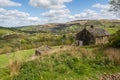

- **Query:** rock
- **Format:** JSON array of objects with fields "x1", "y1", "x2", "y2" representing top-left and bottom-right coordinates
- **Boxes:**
[
  {"x1": 101, "y1": 73, "x2": 120, "y2": 80},
  {"x1": 35, "y1": 46, "x2": 52, "y2": 56},
  {"x1": 35, "y1": 50, "x2": 41, "y2": 56}
]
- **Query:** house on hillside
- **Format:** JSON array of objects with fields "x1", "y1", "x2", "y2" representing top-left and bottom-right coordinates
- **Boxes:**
[{"x1": 75, "y1": 26, "x2": 110, "y2": 46}]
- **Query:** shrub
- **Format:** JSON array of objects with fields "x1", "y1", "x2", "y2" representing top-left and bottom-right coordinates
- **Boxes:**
[{"x1": 109, "y1": 30, "x2": 120, "y2": 48}]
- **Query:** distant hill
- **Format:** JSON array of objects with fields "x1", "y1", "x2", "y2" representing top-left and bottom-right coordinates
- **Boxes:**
[
  {"x1": 15, "y1": 19, "x2": 120, "y2": 33},
  {"x1": 0, "y1": 19, "x2": 120, "y2": 34},
  {"x1": 0, "y1": 26, "x2": 14, "y2": 35}
]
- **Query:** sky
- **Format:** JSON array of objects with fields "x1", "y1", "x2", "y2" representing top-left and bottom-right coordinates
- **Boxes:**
[{"x1": 0, "y1": 0, "x2": 119, "y2": 27}]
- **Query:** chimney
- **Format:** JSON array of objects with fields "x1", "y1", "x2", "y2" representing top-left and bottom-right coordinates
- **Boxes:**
[{"x1": 90, "y1": 25, "x2": 94, "y2": 28}]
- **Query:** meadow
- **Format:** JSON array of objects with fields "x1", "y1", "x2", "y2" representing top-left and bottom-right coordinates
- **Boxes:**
[
  {"x1": 0, "y1": 20, "x2": 120, "y2": 80},
  {"x1": 0, "y1": 46, "x2": 120, "y2": 80},
  {"x1": 0, "y1": 49, "x2": 34, "y2": 68}
]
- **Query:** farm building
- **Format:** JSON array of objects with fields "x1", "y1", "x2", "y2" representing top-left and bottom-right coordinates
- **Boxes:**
[{"x1": 75, "y1": 26, "x2": 110, "y2": 46}]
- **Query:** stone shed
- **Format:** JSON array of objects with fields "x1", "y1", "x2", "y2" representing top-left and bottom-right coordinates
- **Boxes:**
[{"x1": 76, "y1": 26, "x2": 110, "y2": 46}]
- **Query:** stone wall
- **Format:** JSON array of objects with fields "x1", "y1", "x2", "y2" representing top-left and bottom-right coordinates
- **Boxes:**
[{"x1": 95, "y1": 36, "x2": 109, "y2": 45}]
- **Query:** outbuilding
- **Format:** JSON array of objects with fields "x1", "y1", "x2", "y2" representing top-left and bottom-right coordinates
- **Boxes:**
[{"x1": 75, "y1": 26, "x2": 110, "y2": 46}]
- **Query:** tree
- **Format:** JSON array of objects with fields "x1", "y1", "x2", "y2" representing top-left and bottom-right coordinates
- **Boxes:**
[
  {"x1": 109, "y1": 0, "x2": 120, "y2": 48},
  {"x1": 109, "y1": 0, "x2": 120, "y2": 16}
]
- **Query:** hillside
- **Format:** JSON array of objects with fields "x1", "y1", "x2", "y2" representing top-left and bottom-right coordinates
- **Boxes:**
[
  {"x1": 0, "y1": 27, "x2": 14, "y2": 35},
  {"x1": 0, "y1": 46, "x2": 120, "y2": 80},
  {"x1": 0, "y1": 19, "x2": 120, "y2": 80},
  {"x1": 16, "y1": 19, "x2": 120, "y2": 33},
  {"x1": 0, "y1": 20, "x2": 119, "y2": 55},
  {"x1": 0, "y1": 20, "x2": 119, "y2": 34}
]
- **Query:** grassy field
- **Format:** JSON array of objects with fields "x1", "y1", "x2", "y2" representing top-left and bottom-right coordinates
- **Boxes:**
[
  {"x1": 0, "y1": 46, "x2": 119, "y2": 80},
  {"x1": 105, "y1": 28, "x2": 119, "y2": 34},
  {"x1": 0, "y1": 29, "x2": 13, "y2": 34},
  {"x1": 0, "y1": 21, "x2": 120, "y2": 80},
  {"x1": 0, "y1": 49, "x2": 34, "y2": 68}
]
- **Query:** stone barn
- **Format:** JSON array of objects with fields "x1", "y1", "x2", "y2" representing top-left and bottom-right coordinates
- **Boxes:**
[{"x1": 75, "y1": 26, "x2": 110, "y2": 46}]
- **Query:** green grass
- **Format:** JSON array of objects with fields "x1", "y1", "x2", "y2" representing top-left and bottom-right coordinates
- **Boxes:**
[
  {"x1": 0, "y1": 49, "x2": 34, "y2": 68},
  {"x1": 0, "y1": 24, "x2": 119, "y2": 80},
  {"x1": 9, "y1": 46, "x2": 120, "y2": 80},
  {"x1": 0, "y1": 46, "x2": 120, "y2": 80},
  {"x1": 0, "y1": 29, "x2": 13, "y2": 34},
  {"x1": 105, "y1": 28, "x2": 118, "y2": 34}
]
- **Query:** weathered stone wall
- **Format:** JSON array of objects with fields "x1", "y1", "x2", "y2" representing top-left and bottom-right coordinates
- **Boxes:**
[{"x1": 95, "y1": 36, "x2": 109, "y2": 45}]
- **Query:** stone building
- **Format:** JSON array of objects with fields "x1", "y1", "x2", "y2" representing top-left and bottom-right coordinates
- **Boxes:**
[{"x1": 75, "y1": 26, "x2": 110, "y2": 46}]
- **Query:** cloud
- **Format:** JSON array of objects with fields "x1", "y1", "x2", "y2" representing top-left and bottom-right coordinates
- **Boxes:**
[
  {"x1": 41, "y1": 8, "x2": 71, "y2": 23},
  {"x1": 0, "y1": 8, "x2": 40, "y2": 27},
  {"x1": 0, "y1": 0, "x2": 21, "y2": 7},
  {"x1": 41, "y1": 9, "x2": 70, "y2": 17},
  {"x1": 40, "y1": 2, "x2": 119, "y2": 24},
  {"x1": 40, "y1": 3, "x2": 119, "y2": 24},
  {"x1": 92, "y1": 3, "x2": 110, "y2": 9},
  {"x1": 0, "y1": 2, "x2": 119, "y2": 27},
  {"x1": 73, "y1": 9, "x2": 98, "y2": 20},
  {"x1": 29, "y1": 0, "x2": 72, "y2": 9},
  {"x1": 70, "y1": 3, "x2": 119, "y2": 21},
  {"x1": 92, "y1": 3, "x2": 119, "y2": 19},
  {"x1": 35, "y1": 0, "x2": 72, "y2": 23}
]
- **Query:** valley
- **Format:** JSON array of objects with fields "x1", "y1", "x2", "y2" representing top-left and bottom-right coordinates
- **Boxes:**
[{"x1": 0, "y1": 20, "x2": 120, "y2": 80}]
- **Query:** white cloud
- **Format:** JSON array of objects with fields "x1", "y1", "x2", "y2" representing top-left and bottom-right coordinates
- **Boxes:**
[
  {"x1": 70, "y1": 3, "x2": 119, "y2": 21},
  {"x1": 41, "y1": 9, "x2": 71, "y2": 23},
  {"x1": 35, "y1": 0, "x2": 73, "y2": 23},
  {"x1": 0, "y1": 2, "x2": 119, "y2": 27},
  {"x1": 74, "y1": 9, "x2": 98, "y2": 19},
  {"x1": 41, "y1": 9, "x2": 70, "y2": 18},
  {"x1": 0, "y1": 8, "x2": 40, "y2": 27},
  {"x1": 40, "y1": 3, "x2": 120, "y2": 24},
  {"x1": 92, "y1": 3, "x2": 119, "y2": 19},
  {"x1": 92, "y1": 3, "x2": 110, "y2": 9},
  {"x1": 29, "y1": 0, "x2": 72, "y2": 9},
  {"x1": 0, "y1": 0, "x2": 21, "y2": 7}
]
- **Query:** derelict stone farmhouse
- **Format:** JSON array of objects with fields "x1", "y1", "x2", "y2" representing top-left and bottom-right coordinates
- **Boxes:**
[{"x1": 75, "y1": 26, "x2": 110, "y2": 46}]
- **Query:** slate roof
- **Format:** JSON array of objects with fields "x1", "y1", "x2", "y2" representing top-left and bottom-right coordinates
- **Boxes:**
[{"x1": 88, "y1": 28, "x2": 110, "y2": 37}]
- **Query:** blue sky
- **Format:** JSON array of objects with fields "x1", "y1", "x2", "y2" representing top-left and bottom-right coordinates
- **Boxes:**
[
  {"x1": 6, "y1": 0, "x2": 108, "y2": 16},
  {"x1": 66, "y1": 0, "x2": 108, "y2": 14},
  {"x1": 0, "y1": 0, "x2": 119, "y2": 27}
]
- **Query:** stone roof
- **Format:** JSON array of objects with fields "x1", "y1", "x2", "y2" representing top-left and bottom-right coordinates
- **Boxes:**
[{"x1": 87, "y1": 28, "x2": 110, "y2": 37}]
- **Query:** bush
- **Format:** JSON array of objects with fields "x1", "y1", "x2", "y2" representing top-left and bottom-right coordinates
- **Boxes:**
[{"x1": 109, "y1": 30, "x2": 120, "y2": 48}]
